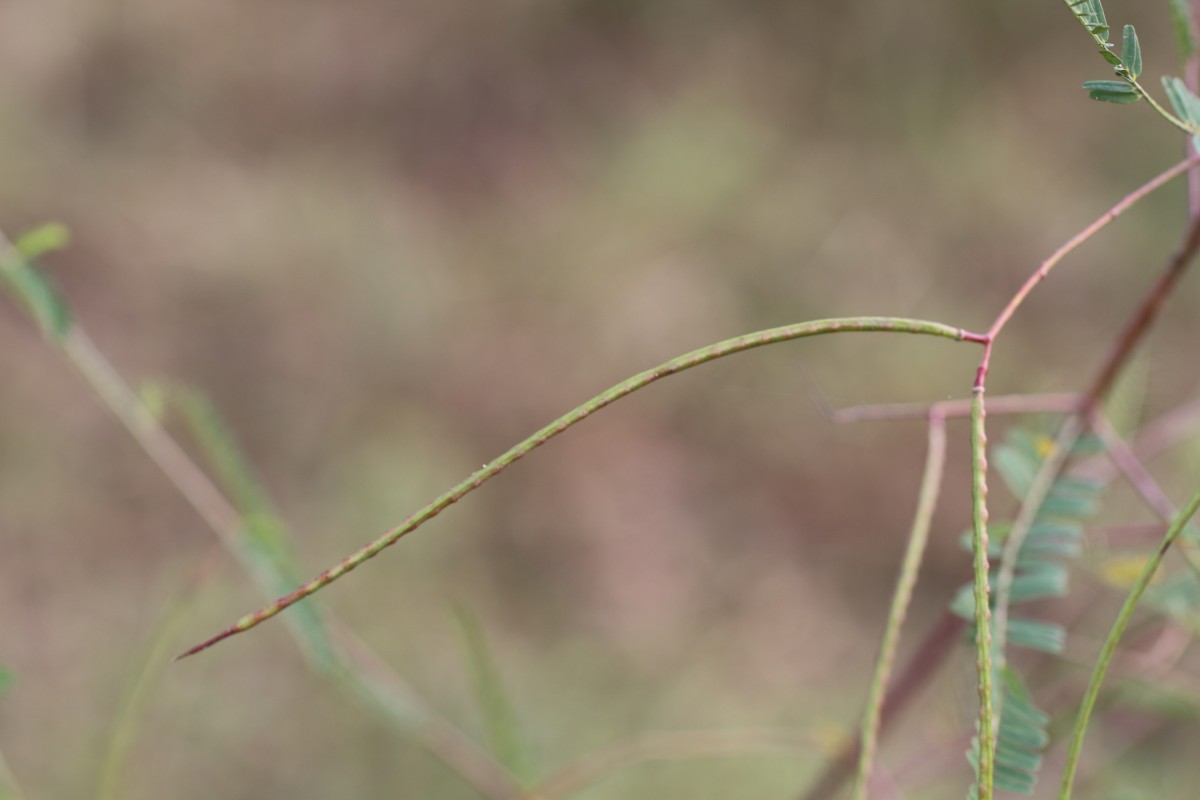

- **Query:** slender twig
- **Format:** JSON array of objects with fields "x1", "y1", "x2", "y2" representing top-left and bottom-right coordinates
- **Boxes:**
[
  {"x1": 1120, "y1": 395, "x2": 1200, "y2": 465},
  {"x1": 1058, "y1": 485, "x2": 1200, "y2": 799},
  {"x1": 852, "y1": 412, "x2": 947, "y2": 799},
  {"x1": 1087, "y1": 411, "x2": 1200, "y2": 579},
  {"x1": 1079, "y1": 213, "x2": 1200, "y2": 415},
  {"x1": 522, "y1": 729, "x2": 814, "y2": 800},
  {"x1": 830, "y1": 393, "x2": 1079, "y2": 424},
  {"x1": 1088, "y1": 413, "x2": 1177, "y2": 521},
  {"x1": 977, "y1": 153, "x2": 1200, "y2": 385},
  {"x1": 327, "y1": 628, "x2": 524, "y2": 800},
  {"x1": 800, "y1": 612, "x2": 965, "y2": 800},
  {"x1": 179, "y1": 317, "x2": 986, "y2": 658}
]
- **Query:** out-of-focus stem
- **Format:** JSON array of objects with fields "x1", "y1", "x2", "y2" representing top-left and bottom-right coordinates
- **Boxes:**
[
  {"x1": 1058, "y1": 485, "x2": 1200, "y2": 799},
  {"x1": 1082, "y1": 214, "x2": 1200, "y2": 414},
  {"x1": 851, "y1": 413, "x2": 946, "y2": 799},
  {"x1": 977, "y1": 154, "x2": 1200, "y2": 385},
  {"x1": 523, "y1": 729, "x2": 814, "y2": 800},
  {"x1": 831, "y1": 393, "x2": 1079, "y2": 424}
]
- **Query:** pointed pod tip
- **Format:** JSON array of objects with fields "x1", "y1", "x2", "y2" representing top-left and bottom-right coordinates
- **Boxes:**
[{"x1": 173, "y1": 628, "x2": 238, "y2": 662}]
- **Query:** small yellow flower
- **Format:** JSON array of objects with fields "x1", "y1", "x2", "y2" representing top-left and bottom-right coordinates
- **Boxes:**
[
  {"x1": 1034, "y1": 435, "x2": 1056, "y2": 459},
  {"x1": 1097, "y1": 555, "x2": 1161, "y2": 588}
]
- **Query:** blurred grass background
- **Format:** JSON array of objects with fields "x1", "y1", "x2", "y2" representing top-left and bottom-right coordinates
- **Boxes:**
[{"x1": 2, "y1": 1, "x2": 1200, "y2": 797}]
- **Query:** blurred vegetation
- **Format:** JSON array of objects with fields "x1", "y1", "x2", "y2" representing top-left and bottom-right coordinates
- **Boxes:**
[{"x1": 2, "y1": 1, "x2": 1200, "y2": 798}]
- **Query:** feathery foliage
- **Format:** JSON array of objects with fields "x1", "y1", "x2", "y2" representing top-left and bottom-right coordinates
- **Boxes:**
[
  {"x1": 1067, "y1": 0, "x2": 1200, "y2": 138},
  {"x1": 953, "y1": 427, "x2": 1103, "y2": 795}
]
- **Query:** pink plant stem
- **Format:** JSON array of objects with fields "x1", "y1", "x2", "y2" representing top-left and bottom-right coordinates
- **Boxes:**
[
  {"x1": 1087, "y1": 412, "x2": 1177, "y2": 521},
  {"x1": 799, "y1": 612, "x2": 965, "y2": 800},
  {"x1": 831, "y1": 393, "x2": 1079, "y2": 424},
  {"x1": 1080, "y1": 212, "x2": 1200, "y2": 415},
  {"x1": 976, "y1": 153, "x2": 1200, "y2": 387}
]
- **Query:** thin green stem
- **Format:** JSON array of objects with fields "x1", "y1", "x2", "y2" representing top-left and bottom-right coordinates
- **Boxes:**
[
  {"x1": 1130, "y1": 78, "x2": 1196, "y2": 134},
  {"x1": 851, "y1": 412, "x2": 947, "y2": 800},
  {"x1": 1058, "y1": 484, "x2": 1200, "y2": 799},
  {"x1": 96, "y1": 585, "x2": 199, "y2": 800},
  {"x1": 179, "y1": 317, "x2": 986, "y2": 658},
  {"x1": 0, "y1": 748, "x2": 28, "y2": 800},
  {"x1": 969, "y1": 389, "x2": 995, "y2": 800}
]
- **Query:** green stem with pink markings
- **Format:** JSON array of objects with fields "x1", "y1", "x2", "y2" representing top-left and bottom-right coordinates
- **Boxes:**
[{"x1": 177, "y1": 316, "x2": 987, "y2": 658}]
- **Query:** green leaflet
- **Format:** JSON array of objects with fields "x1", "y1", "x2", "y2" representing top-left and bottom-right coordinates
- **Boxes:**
[
  {"x1": 966, "y1": 669, "x2": 1050, "y2": 798},
  {"x1": 0, "y1": 223, "x2": 73, "y2": 341},
  {"x1": 1067, "y1": 0, "x2": 1110, "y2": 41},
  {"x1": 169, "y1": 386, "x2": 336, "y2": 670},
  {"x1": 1163, "y1": 76, "x2": 1200, "y2": 124},
  {"x1": 0, "y1": 666, "x2": 11, "y2": 695},
  {"x1": 1168, "y1": 0, "x2": 1199, "y2": 62},
  {"x1": 1121, "y1": 25, "x2": 1142, "y2": 81},
  {"x1": 951, "y1": 427, "x2": 1098, "y2": 621},
  {"x1": 1161, "y1": 76, "x2": 1200, "y2": 149},
  {"x1": 1145, "y1": 574, "x2": 1200, "y2": 634},
  {"x1": 955, "y1": 426, "x2": 1102, "y2": 796},
  {"x1": 14, "y1": 222, "x2": 70, "y2": 262},
  {"x1": 1083, "y1": 80, "x2": 1139, "y2": 104},
  {"x1": 1006, "y1": 618, "x2": 1065, "y2": 655}
]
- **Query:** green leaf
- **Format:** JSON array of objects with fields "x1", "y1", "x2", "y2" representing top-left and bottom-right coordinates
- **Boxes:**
[
  {"x1": 1121, "y1": 25, "x2": 1142, "y2": 80},
  {"x1": 0, "y1": 252, "x2": 73, "y2": 341},
  {"x1": 1042, "y1": 476, "x2": 1102, "y2": 518},
  {"x1": 170, "y1": 386, "x2": 337, "y2": 670},
  {"x1": 1169, "y1": 0, "x2": 1199, "y2": 61},
  {"x1": 1098, "y1": 46, "x2": 1123, "y2": 66},
  {"x1": 1145, "y1": 574, "x2": 1200, "y2": 633},
  {"x1": 0, "y1": 666, "x2": 12, "y2": 694},
  {"x1": 950, "y1": 581, "x2": 977, "y2": 618},
  {"x1": 454, "y1": 606, "x2": 533, "y2": 784},
  {"x1": 1007, "y1": 618, "x2": 1066, "y2": 654},
  {"x1": 1083, "y1": 79, "x2": 1139, "y2": 103},
  {"x1": 1070, "y1": 435, "x2": 1105, "y2": 457},
  {"x1": 995, "y1": 444, "x2": 1037, "y2": 498},
  {"x1": 1163, "y1": 76, "x2": 1200, "y2": 125},
  {"x1": 966, "y1": 668, "x2": 1051, "y2": 796},
  {"x1": 14, "y1": 222, "x2": 70, "y2": 262},
  {"x1": 1017, "y1": 535, "x2": 1081, "y2": 563},
  {"x1": 1010, "y1": 564, "x2": 1069, "y2": 602}
]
